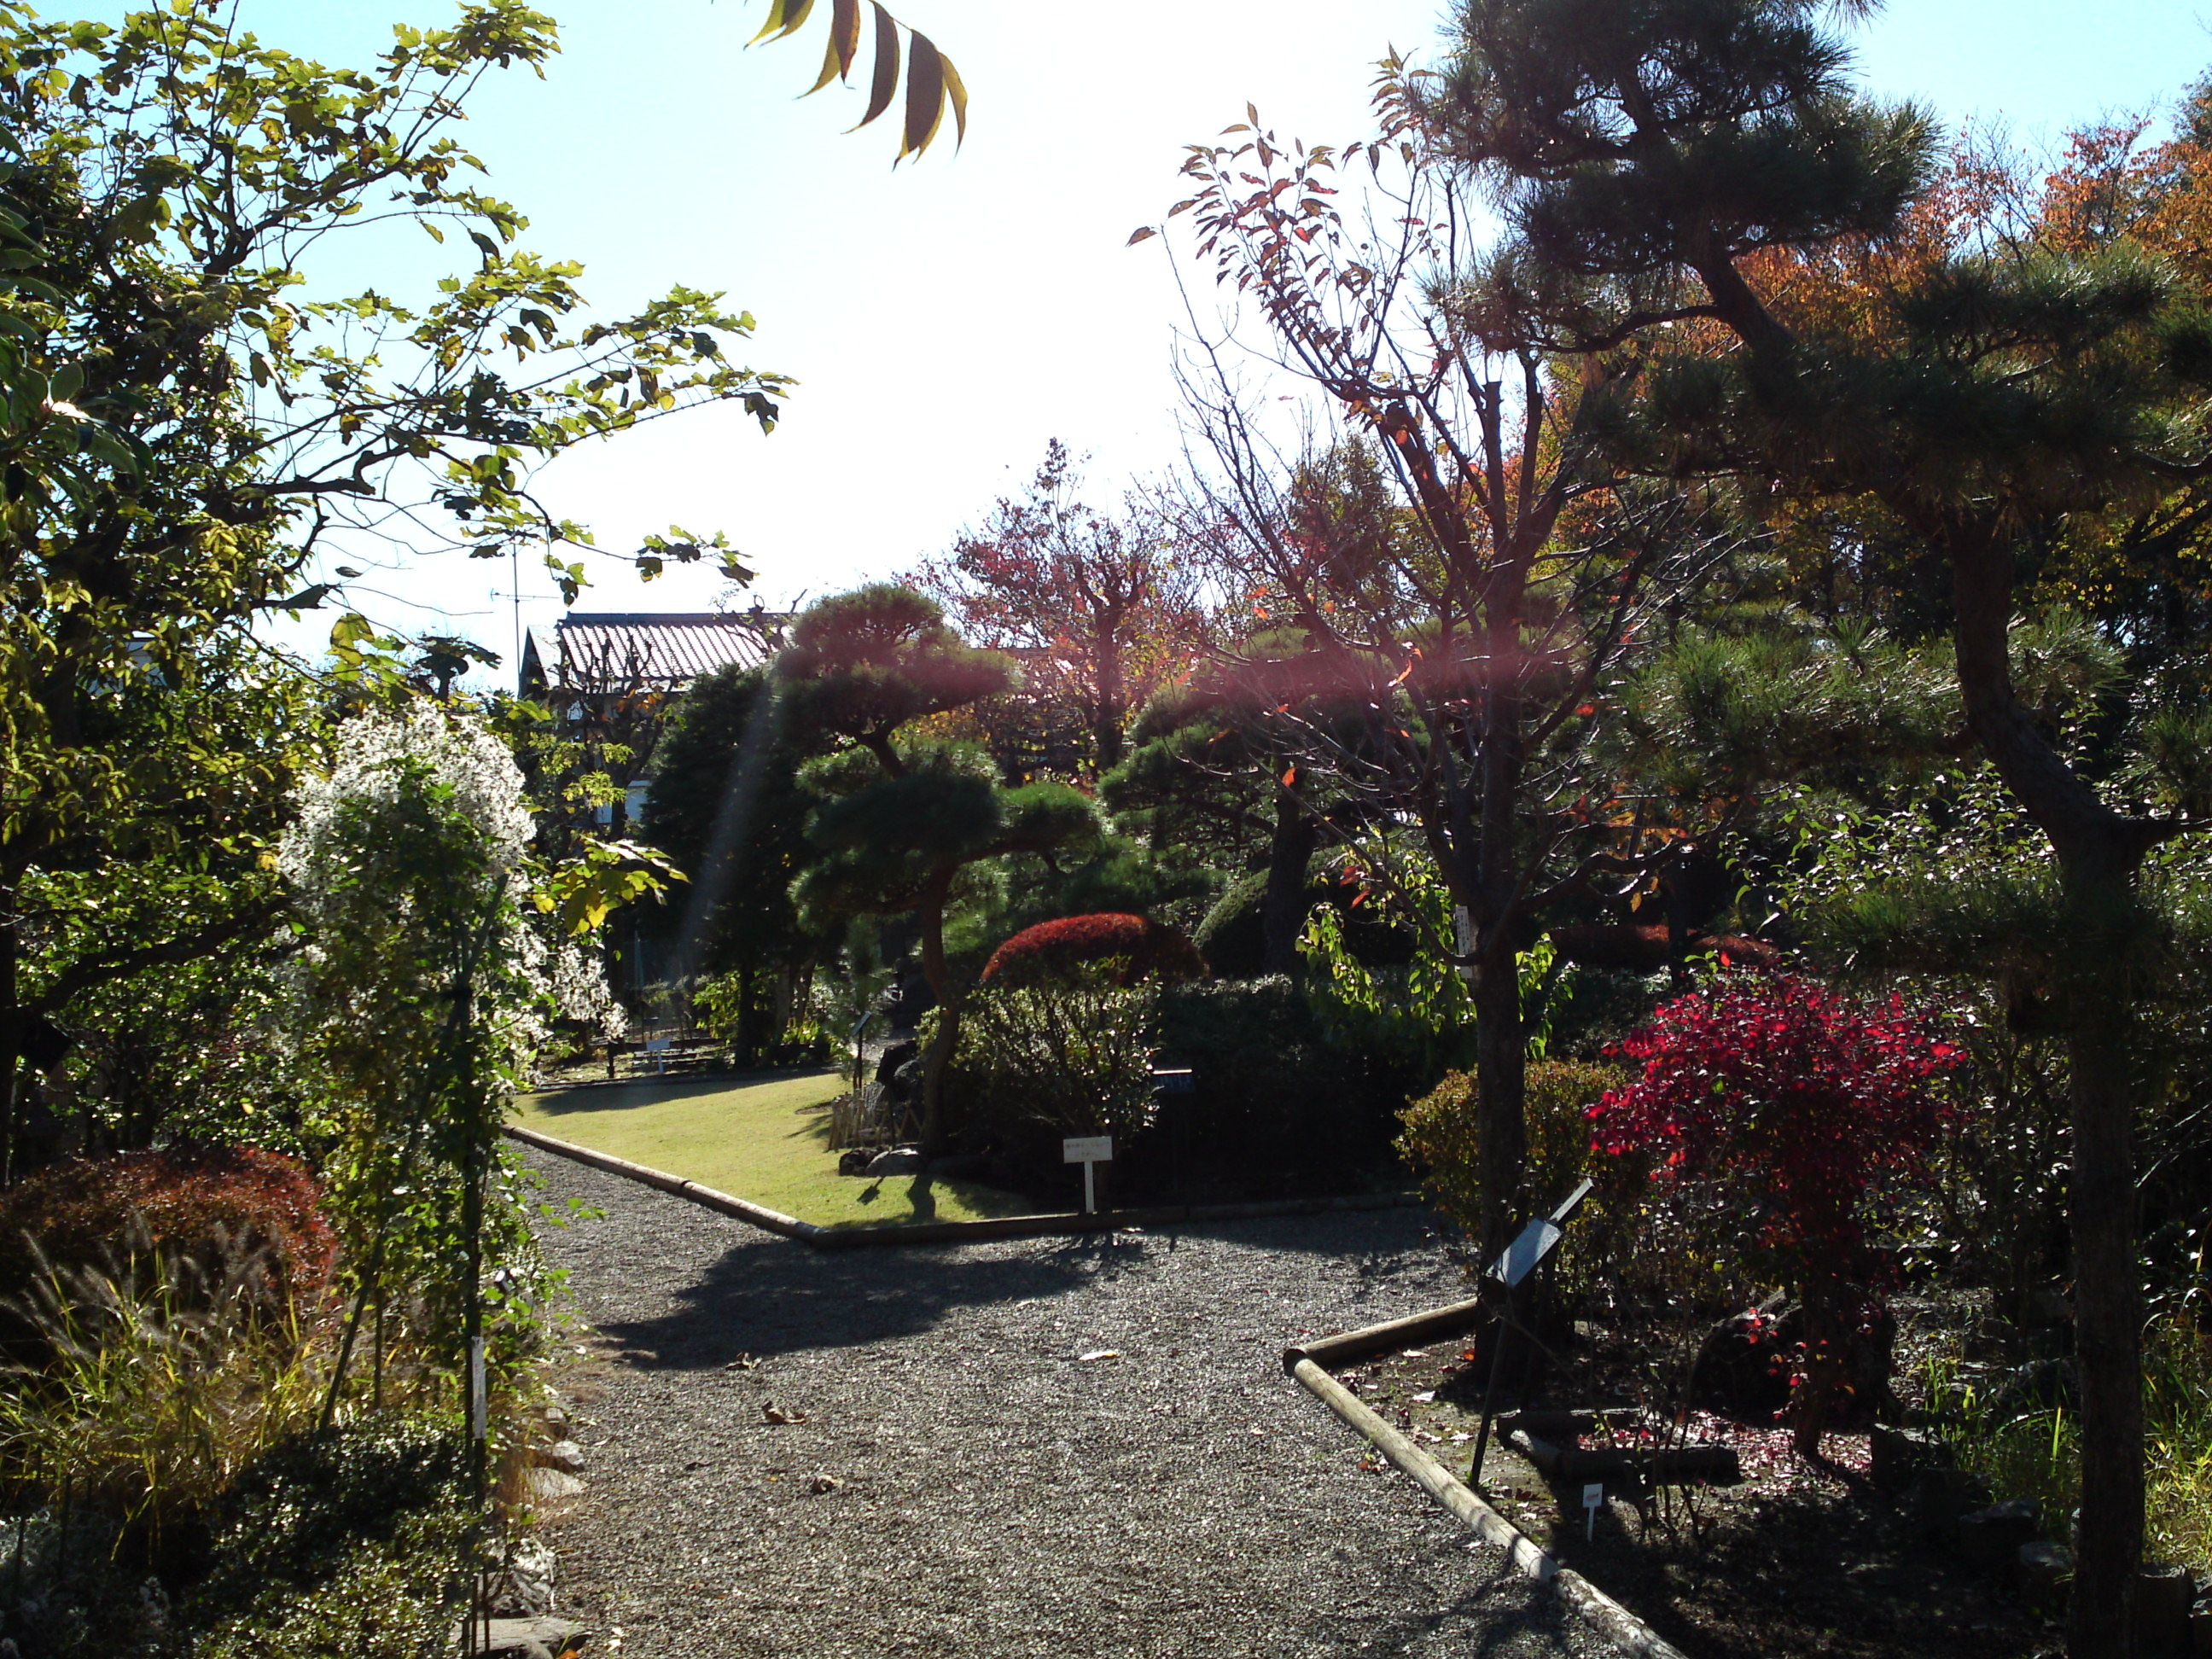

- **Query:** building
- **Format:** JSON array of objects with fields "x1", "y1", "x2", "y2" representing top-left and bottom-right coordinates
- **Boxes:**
[{"x1": 517, "y1": 610, "x2": 783, "y2": 827}]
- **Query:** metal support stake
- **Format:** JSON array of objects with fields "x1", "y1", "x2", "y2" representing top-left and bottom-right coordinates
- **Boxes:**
[{"x1": 1470, "y1": 1278, "x2": 1516, "y2": 1490}]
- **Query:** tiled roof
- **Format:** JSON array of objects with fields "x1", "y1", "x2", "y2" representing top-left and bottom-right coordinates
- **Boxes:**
[{"x1": 521, "y1": 612, "x2": 781, "y2": 696}]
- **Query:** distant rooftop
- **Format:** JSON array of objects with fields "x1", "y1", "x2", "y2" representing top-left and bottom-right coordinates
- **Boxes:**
[{"x1": 520, "y1": 611, "x2": 783, "y2": 698}]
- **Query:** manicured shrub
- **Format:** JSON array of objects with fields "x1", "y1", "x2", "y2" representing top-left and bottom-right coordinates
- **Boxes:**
[
  {"x1": 1588, "y1": 970, "x2": 1960, "y2": 1449},
  {"x1": 0, "y1": 1145, "x2": 337, "y2": 1329},
  {"x1": 979, "y1": 912, "x2": 1206, "y2": 988},
  {"x1": 949, "y1": 970, "x2": 1161, "y2": 1190},
  {"x1": 1397, "y1": 1059, "x2": 1627, "y2": 1242},
  {"x1": 1142, "y1": 976, "x2": 1414, "y2": 1196}
]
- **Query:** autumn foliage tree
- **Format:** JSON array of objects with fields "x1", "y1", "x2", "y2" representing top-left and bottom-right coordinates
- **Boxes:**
[
  {"x1": 1147, "y1": 84, "x2": 1714, "y2": 1254},
  {"x1": 911, "y1": 441, "x2": 1210, "y2": 776}
]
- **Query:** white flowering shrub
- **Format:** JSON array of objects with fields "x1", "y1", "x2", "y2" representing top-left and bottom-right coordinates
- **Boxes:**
[
  {"x1": 280, "y1": 706, "x2": 624, "y2": 1064},
  {"x1": 276, "y1": 704, "x2": 621, "y2": 1389}
]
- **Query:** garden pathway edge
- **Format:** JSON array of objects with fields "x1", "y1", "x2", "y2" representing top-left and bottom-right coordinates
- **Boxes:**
[
  {"x1": 1286, "y1": 1311, "x2": 1691, "y2": 1659},
  {"x1": 504, "y1": 1121, "x2": 1423, "y2": 1248}
]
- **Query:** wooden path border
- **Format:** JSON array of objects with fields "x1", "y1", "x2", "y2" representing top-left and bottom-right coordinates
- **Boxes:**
[{"x1": 1284, "y1": 1305, "x2": 1691, "y2": 1659}]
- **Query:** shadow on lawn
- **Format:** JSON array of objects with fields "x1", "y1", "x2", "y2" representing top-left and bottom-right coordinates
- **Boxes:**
[{"x1": 526, "y1": 1068, "x2": 839, "y2": 1116}]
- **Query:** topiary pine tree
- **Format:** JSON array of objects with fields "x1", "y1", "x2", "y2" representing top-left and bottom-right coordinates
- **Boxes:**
[{"x1": 778, "y1": 587, "x2": 1102, "y2": 1156}]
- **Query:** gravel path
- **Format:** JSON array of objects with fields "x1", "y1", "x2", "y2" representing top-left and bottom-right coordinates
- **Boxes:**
[{"x1": 528, "y1": 1152, "x2": 1602, "y2": 1659}]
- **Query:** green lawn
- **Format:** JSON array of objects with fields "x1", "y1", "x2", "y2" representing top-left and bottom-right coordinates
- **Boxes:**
[{"x1": 511, "y1": 1068, "x2": 1034, "y2": 1229}]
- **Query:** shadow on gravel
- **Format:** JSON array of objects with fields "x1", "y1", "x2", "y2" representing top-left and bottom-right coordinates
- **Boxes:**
[
  {"x1": 592, "y1": 1232, "x2": 1150, "y2": 1365},
  {"x1": 587, "y1": 1208, "x2": 1458, "y2": 1369},
  {"x1": 1296, "y1": 1551, "x2": 1572, "y2": 1656}
]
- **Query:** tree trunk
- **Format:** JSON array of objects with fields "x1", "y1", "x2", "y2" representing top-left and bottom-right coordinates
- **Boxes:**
[
  {"x1": 2064, "y1": 894, "x2": 2145, "y2": 1659},
  {"x1": 1471, "y1": 942, "x2": 1528, "y2": 1260},
  {"x1": 1092, "y1": 626, "x2": 1126, "y2": 773},
  {"x1": 1260, "y1": 789, "x2": 1318, "y2": 978},
  {"x1": 915, "y1": 871, "x2": 958, "y2": 1159},
  {"x1": 0, "y1": 892, "x2": 17, "y2": 1188},
  {"x1": 1942, "y1": 518, "x2": 2149, "y2": 1659},
  {"x1": 734, "y1": 961, "x2": 757, "y2": 1066}
]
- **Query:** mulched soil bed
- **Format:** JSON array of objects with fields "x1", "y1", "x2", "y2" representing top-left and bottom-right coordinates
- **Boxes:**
[
  {"x1": 524, "y1": 1150, "x2": 1607, "y2": 1659},
  {"x1": 1339, "y1": 1295, "x2": 2058, "y2": 1659}
]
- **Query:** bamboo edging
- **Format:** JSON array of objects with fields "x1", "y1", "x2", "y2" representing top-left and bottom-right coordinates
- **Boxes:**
[{"x1": 1285, "y1": 1316, "x2": 1691, "y2": 1659}]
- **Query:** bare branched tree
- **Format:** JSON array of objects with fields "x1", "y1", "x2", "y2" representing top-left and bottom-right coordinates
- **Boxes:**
[{"x1": 1145, "y1": 74, "x2": 1728, "y2": 1250}]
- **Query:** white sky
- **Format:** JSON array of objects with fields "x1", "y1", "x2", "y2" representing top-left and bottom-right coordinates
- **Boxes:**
[{"x1": 205, "y1": 0, "x2": 2212, "y2": 685}]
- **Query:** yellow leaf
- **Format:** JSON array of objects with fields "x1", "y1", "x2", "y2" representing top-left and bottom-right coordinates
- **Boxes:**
[
  {"x1": 1127, "y1": 225, "x2": 1159, "y2": 246},
  {"x1": 748, "y1": 0, "x2": 816, "y2": 45},
  {"x1": 940, "y1": 51, "x2": 967, "y2": 147}
]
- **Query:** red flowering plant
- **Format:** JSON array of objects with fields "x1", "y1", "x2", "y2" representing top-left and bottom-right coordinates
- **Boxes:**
[{"x1": 1588, "y1": 969, "x2": 1962, "y2": 1457}]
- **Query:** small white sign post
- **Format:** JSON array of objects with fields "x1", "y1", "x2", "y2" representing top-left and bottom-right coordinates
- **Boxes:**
[
  {"x1": 1062, "y1": 1135, "x2": 1114, "y2": 1214},
  {"x1": 1582, "y1": 1482, "x2": 1604, "y2": 1540}
]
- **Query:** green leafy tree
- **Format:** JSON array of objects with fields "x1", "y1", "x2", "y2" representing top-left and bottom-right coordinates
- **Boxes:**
[
  {"x1": 638, "y1": 664, "x2": 820, "y2": 1058},
  {"x1": 0, "y1": 0, "x2": 796, "y2": 1169},
  {"x1": 2, "y1": 632, "x2": 319, "y2": 1179},
  {"x1": 778, "y1": 587, "x2": 1102, "y2": 1154}
]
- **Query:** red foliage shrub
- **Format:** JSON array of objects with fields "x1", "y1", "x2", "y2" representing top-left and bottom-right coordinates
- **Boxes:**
[
  {"x1": 1589, "y1": 971, "x2": 1961, "y2": 1445},
  {"x1": 0, "y1": 1146, "x2": 338, "y2": 1319},
  {"x1": 980, "y1": 913, "x2": 1207, "y2": 988},
  {"x1": 1592, "y1": 970, "x2": 1959, "y2": 1278}
]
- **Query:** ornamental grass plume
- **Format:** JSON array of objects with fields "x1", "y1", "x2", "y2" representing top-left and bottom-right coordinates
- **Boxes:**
[{"x1": 1589, "y1": 969, "x2": 1963, "y2": 1455}]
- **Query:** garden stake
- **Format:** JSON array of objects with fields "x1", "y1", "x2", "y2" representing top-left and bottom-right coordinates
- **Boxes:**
[
  {"x1": 1470, "y1": 1278, "x2": 1516, "y2": 1489},
  {"x1": 1471, "y1": 1181, "x2": 1593, "y2": 1487}
]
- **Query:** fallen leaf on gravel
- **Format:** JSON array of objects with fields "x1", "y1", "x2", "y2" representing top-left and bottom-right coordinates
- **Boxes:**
[
  {"x1": 725, "y1": 1353, "x2": 759, "y2": 1371},
  {"x1": 762, "y1": 1402, "x2": 807, "y2": 1424},
  {"x1": 808, "y1": 1471, "x2": 842, "y2": 1493},
  {"x1": 1078, "y1": 1349, "x2": 1121, "y2": 1362}
]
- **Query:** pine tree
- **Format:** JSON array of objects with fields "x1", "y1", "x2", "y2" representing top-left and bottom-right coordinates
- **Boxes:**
[
  {"x1": 777, "y1": 587, "x2": 1102, "y2": 1155},
  {"x1": 1425, "y1": 3, "x2": 2212, "y2": 1648}
]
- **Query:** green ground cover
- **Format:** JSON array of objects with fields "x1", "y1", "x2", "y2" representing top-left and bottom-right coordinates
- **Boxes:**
[{"x1": 511, "y1": 1069, "x2": 1034, "y2": 1228}]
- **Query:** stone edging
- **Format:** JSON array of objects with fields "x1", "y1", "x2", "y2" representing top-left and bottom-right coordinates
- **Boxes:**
[
  {"x1": 1284, "y1": 1310, "x2": 1691, "y2": 1659},
  {"x1": 504, "y1": 1121, "x2": 1423, "y2": 1249}
]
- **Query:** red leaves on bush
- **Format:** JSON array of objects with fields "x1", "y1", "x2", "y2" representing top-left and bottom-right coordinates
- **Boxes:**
[
  {"x1": 979, "y1": 912, "x2": 1208, "y2": 988},
  {"x1": 1589, "y1": 971, "x2": 1960, "y2": 1285},
  {"x1": 0, "y1": 1145, "x2": 337, "y2": 1316}
]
